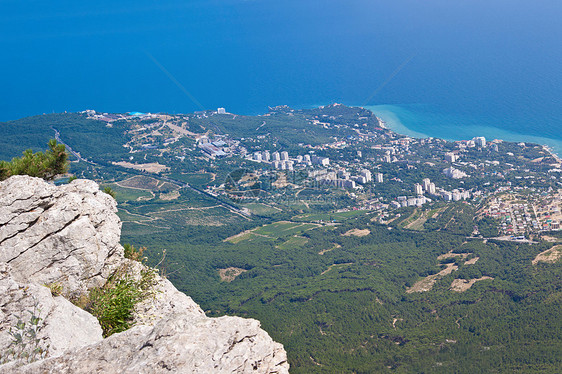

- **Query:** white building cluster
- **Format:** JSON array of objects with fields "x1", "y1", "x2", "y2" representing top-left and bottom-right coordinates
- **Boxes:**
[
  {"x1": 250, "y1": 150, "x2": 330, "y2": 171},
  {"x1": 309, "y1": 170, "x2": 356, "y2": 189},
  {"x1": 412, "y1": 177, "x2": 470, "y2": 202},
  {"x1": 440, "y1": 189, "x2": 471, "y2": 201},
  {"x1": 307, "y1": 168, "x2": 384, "y2": 190},
  {"x1": 392, "y1": 195, "x2": 432, "y2": 208}
]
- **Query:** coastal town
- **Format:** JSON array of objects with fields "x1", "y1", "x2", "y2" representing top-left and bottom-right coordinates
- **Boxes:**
[{"x1": 81, "y1": 104, "x2": 562, "y2": 240}]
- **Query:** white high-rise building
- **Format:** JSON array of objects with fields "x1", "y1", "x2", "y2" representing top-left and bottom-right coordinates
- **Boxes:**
[
  {"x1": 361, "y1": 169, "x2": 372, "y2": 182},
  {"x1": 445, "y1": 152, "x2": 458, "y2": 163},
  {"x1": 428, "y1": 182, "x2": 436, "y2": 194},
  {"x1": 303, "y1": 154, "x2": 311, "y2": 164},
  {"x1": 281, "y1": 151, "x2": 289, "y2": 161},
  {"x1": 272, "y1": 151, "x2": 281, "y2": 161},
  {"x1": 383, "y1": 154, "x2": 392, "y2": 163},
  {"x1": 452, "y1": 190, "x2": 462, "y2": 201},
  {"x1": 443, "y1": 167, "x2": 467, "y2": 179},
  {"x1": 262, "y1": 151, "x2": 270, "y2": 161},
  {"x1": 253, "y1": 152, "x2": 262, "y2": 162},
  {"x1": 422, "y1": 178, "x2": 431, "y2": 191},
  {"x1": 375, "y1": 173, "x2": 383, "y2": 183},
  {"x1": 414, "y1": 183, "x2": 423, "y2": 195},
  {"x1": 337, "y1": 179, "x2": 356, "y2": 189},
  {"x1": 441, "y1": 191, "x2": 453, "y2": 201},
  {"x1": 473, "y1": 136, "x2": 486, "y2": 148},
  {"x1": 312, "y1": 156, "x2": 330, "y2": 166},
  {"x1": 338, "y1": 170, "x2": 350, "y2": 179}
]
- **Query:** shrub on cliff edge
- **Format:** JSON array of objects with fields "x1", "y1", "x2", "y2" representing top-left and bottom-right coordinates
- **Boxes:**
[{"x1": 0, "y1": 139, "x2": 69, "y2": 181}]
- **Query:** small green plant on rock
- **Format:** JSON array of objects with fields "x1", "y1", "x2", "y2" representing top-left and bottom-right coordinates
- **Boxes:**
[
  {"x1": 123, "y1": 243, "x2": 146, "y2": 263},
  {"x1": 102, "y1": 186, "x2": 116, "y2": 198},
  {"x1": 85, "y1": 265, "x2": 157, "y2": 337},
  {"x1": 45, "y1": 281, "x2": 64, "y2": 297},
  {"x1": 0, "y1": 300, "x2": 49, "y2": 366}
]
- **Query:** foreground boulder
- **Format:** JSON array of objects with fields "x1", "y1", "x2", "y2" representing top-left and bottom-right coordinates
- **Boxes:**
[
  {"x1": 0, "y1": 262, "x2": 103, "y2": 361},
  {"x1": 13, "y1": 314, "x2": 287, "y2": 374},
  {"x1": 0, "y1": 176, "x2": 123, "y2": 296},
  {"x1": 0, "y1": 176, "x2": 289, "y2": 373}
]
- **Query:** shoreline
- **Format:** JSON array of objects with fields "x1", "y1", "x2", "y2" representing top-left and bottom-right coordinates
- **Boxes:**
[
  {"x1": 364, "y1": 104, "x2": 562, "y2": 159},
  {"x1": 543, "y1": 145, "x2": 562, "y2": 165}
]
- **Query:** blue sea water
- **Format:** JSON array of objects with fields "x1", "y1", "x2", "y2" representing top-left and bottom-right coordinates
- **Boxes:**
[{"x1": 0, "y1": 0, "x2": 561, "y2": 154}]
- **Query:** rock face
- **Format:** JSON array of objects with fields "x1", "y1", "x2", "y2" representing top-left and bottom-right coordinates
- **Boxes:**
[
  {"x1": 0, "y1": 176, "x2": 289, "y2": 373},
  {"x1": 0, "y1": 262, "x2": 104, "y2": 361},
  {"x1": 0, "y1": 176, "x2": 123, "y2": 296}
]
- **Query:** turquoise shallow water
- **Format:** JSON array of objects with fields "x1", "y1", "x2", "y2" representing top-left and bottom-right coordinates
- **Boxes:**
[{"x1": 365, "y1": 104, "x2": 562, "y2": 158}]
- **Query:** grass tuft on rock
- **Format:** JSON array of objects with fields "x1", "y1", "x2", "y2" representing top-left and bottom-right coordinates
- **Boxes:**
[{"x1": 82, "y1": 265, "x2": 157, "y2": 337}]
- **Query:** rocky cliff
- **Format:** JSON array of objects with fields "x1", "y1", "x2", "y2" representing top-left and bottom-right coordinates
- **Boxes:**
[{"x1": 0, "y1": 176, "x2": 289, "y2": 373}]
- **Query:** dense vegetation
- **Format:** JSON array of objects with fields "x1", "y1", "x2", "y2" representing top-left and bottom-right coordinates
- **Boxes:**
[
  {"x1": 120, "y1": 203, "x2": 562, "y2": 373},
  {"x1": 0, "y1": 139, "x2": 68, "y2": 181}
]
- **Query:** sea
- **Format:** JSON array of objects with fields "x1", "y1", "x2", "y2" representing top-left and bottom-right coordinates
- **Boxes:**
[{"x1": 1, "y1": 0, "x2": 561, "y2": 155}]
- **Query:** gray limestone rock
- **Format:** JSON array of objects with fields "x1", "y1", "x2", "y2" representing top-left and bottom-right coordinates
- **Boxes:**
[
  {"x1": 10, "y1": 313, "x2": 289, "y2": 374},
  {"x1": 0, "y1": 176, "x2": 124, "y2": 296},
  {"x1": 0, "y1": 176, "x2": 289, "y2": 373},
  {"x1": 0, "y1": 263, "x2": 103, "y2": 365}
]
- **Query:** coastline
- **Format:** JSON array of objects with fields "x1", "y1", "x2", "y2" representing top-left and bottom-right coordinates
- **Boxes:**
[
  {"x1": 543, "y1": 145, "x2": 562, "y2": 165},
  {"x1": 364, "y1": 104, "x2": 562, "y2": 159}
]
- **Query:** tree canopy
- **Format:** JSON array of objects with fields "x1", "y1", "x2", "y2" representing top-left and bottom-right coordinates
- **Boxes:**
[{"x1": 0, "y1": 139, "x2": 69, "y2": 181}]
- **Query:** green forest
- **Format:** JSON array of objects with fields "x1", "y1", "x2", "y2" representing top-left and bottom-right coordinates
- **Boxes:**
[{"x1": 120, "y1": 202, "x2": 562, "y2": 373}]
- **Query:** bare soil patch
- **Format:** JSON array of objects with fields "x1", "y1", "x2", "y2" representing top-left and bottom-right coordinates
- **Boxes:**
[
  {"x1": 272, "y1": 174, "x2": 289, "y2": 188},
  {"x1": 318, "y1": 243, "x2": 341, "y2": 255},
  {"x1": 160, "y1": 190, "x2": 180, "y2": 201},
  {"x1": 407, "y1": 263, "x2": 458, "y2": 293},
  {"x1": 431, "y1": 207, "x2": 447, "y2": 219},
  {"x1": 166, "y1": 122, "x2": 199, "y2": 137},
  {"x1": 342, "y1": 228, "x2": 370, "y2": 237},
  {"x1": 404, "y1": 212, "x2": 428, "y2": 230},
  {"x1": 114, "y1": 161, "x2": 169, "y2": 173},
  {"x1": 464, "y1": 257, "x2": 479, "y2": 265},
  {"x1": 532, "y1": 245, "x2": 562, "y2": 265},
  {"x1": 218, "y1": 267, "x2": 247, "y2": 282},
  {"x1": 224, "y1": 229, "x2": 253, "y2": 243},
  {"x1": 321, "y1": 262, "x2": 353, "y2": 275},
  {"x1": 437, "y1": 251, "x2": 470, "y2": 261},
  {"x1": 392, "y1": 318, "x2": 403, "y2": 329},
  {"x1": 542, "y1": 235, "x2": 562, "y2": 243},
  {"x1": 450, "y1": 277, "x2": 493, "y2": 292}
]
